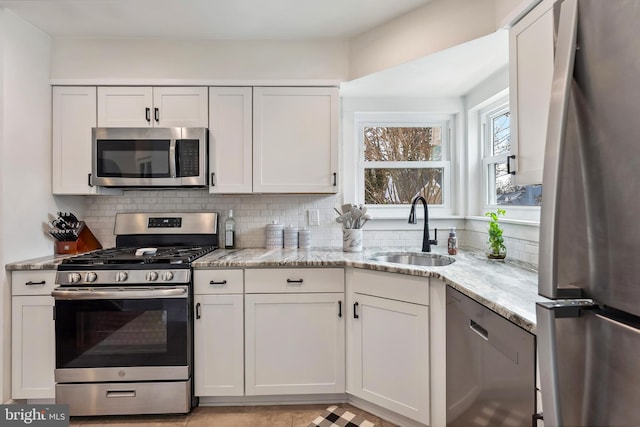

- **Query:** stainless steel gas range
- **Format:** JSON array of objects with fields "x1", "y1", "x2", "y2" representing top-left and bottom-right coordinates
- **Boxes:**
[{"x1": 52, "y1": 212, "x2": 218, "y2": 417}]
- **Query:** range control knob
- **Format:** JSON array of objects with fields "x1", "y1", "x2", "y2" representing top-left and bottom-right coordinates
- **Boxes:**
[
  {"x1": 68, "y1": 272, "x2": 81, "y2": 283},
  {"x1": 85, "y1": 272, "x2": 98, "y2": 283},
  {"x1": 115, "y1": 271, "x2": 128, "y2": 282},
  {"x1": 161, "y1": 271, "x2": 174, "y2": 282},
  {"x1": 146, "y1": 271, "x2": 159, "y2": 282}
]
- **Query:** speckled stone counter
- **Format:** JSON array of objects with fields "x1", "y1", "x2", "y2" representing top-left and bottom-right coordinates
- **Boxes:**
[
  {"x1": 5, "y1": 254, "x2": 74, "y2": 270},
  {"x1": 5, "y1": 247, "x2": 550, "y2": 334},
  {"x1": 192, "y1": 247, "x2": 550, "y2": 334}
]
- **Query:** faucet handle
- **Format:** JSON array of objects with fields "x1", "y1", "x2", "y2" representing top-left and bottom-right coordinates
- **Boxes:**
[{"x1": 431, "y1": 228, "x2": 438, "y2": 245}]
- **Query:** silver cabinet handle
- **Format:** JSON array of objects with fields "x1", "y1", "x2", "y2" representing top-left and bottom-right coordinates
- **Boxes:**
[{"x1": 539, "y1": 0, "x2": 579, "y2": 299}]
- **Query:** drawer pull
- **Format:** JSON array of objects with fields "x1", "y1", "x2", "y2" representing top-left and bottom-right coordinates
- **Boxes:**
[
  {"x1": 106, "y1": 389, "x2": 136, "y2": 398},
  {"x1": 209, "y1": 280, "x2": 228, "y2": 285},
  {"x1": 286, "y1": 279, "x2": 304, "y2": 284},
  {"x1": 26, "y1": 280, "x2": 46, "y2": 286}
]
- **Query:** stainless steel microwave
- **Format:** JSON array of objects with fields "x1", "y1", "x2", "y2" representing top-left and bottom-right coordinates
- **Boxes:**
[{"x1": 91, "y1": 127, "x2": 208, "y2": 188}]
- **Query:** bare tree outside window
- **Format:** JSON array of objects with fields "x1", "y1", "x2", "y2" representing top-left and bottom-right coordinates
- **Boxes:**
[
  {"x1": 363, "y1": 127, "x2": 443, "y2": 205},
  {"x1": 487, "y1": 111, "x2": 542, "y2": 206}
]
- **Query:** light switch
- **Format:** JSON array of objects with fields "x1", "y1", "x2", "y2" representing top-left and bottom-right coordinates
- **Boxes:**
[{"x1": 308, "y1": 209, "x2": 320, "y2": 226}]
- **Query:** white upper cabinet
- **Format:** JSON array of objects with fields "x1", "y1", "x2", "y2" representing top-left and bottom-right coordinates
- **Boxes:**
[
  {"x1": 509, "y1": 0, "x2": 557, "y2": 185},
  {"x1": 97, "y1": 86, "x2": 208, "y2": 128},
  {"x1": 208, "y1": 87, "x2": 253, "y2": 193},
  {"x1": 252, "y1": 87, "x2": 338, "y2": 193},
  {"x1": 52, "y1": 86, "x2": 98, "y2": 195}
]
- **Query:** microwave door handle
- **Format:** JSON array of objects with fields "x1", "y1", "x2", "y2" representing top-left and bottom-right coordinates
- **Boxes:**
[{"x1": 169, "y1": 139, "x2": 177, "y2": 178}]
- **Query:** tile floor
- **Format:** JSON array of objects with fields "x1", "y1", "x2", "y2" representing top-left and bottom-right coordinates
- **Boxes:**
[{"x1": 69, "y1": 404, "x2": 399, "y2": 427}]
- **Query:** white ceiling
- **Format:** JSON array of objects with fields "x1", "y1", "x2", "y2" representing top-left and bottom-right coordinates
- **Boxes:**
[
  {"x1": 0, "y1": 0, "x2": 431, "y2": 40},
  {"x1": 1, "y1": 0, "x2": 509, "y2": 97},
  {"x1": 341, "y1": 30, "x2": 509, "y2": 97}
]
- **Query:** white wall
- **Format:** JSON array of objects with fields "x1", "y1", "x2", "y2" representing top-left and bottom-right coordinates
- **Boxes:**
[
  {"x1": 1, "y1": 7, "x2": 53, "y2": 403},
  {"x1": 0, "y1": 8, "x2": 86, "y2": 403},
  {"x1": 50, "y1": 38, "x2": 349, "y2": 84},
  {"x1": 348, "y1": 0, "x2": 498, "y2": 80}
]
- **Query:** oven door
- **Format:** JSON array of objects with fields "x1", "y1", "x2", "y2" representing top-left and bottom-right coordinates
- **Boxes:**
[{"x1": 52, "y1": 286, "x2": 191, "y2": 383}]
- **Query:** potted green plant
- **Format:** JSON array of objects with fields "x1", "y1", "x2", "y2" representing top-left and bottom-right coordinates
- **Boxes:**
[{"x1": 485, "y1": 208, "x2": 506, "y2": 259}]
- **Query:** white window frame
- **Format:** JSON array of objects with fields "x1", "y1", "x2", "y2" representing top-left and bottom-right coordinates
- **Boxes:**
[
  {"x1": 479, "y1": 99, "x2": 540, "y2": 222},
  {"x1": 355, "y1": 112, "x2": 453, "y2": 220}
]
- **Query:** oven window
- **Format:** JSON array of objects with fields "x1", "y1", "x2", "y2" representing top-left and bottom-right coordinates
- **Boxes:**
[
  {"x1": 55, "y1": 298, "x2": 189, "y2": 369},
  {"x1": 77, "y1": 310, "x2": 168, "y2": 356},
  {"x1": 96, "y1": 139, "x2": 171, "y2": 178}
]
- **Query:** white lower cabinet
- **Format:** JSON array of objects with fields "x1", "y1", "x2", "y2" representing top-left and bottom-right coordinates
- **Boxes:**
[
  {"x1": 193, "y1": 270, "x2": 244, "y2": 396},
  {"x1": 347, "y1": 269, "x2": 431, "y2": 425},
  {"x1": 11, "y1": 270, "x2": 57, "y2": 399},
  {"x1": 244, "y1": 268, "x2": 345, "y2": 395}
]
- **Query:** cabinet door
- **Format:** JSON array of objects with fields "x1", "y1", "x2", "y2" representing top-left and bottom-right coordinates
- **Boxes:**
[
  {"x1": 509, "y1": 0, "x2": 556, "y2": 185},
  {"x1": 194, "y1": 294, "x2": 244, "y2": 396},
  {"x1": 12, "y1": 296, "x2": 55, "y2": 399},
  {"x1": 208, "y1": 87, "x2": 253, "y2": 193},
  {"x1": 253, "y1": 87, "x2": 338, "y2": 193},
  {"x1": 348, "y1": 293, "x2": 429, "y2": 424},
  {"x1": 153, "y1": 87, "x2": 208, "y2": 127},
  {"x1": 245, "y1": 293, "x2": 345, "y2": 395},
  {"x1": 97, "y1": 86, "x2": 153, "y2": 127},
  {"x1": 52, "y1": 86, "x2": 98, "y2": 195}
]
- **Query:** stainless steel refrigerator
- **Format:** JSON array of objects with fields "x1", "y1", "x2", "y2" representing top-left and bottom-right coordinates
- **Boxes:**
[{"x1": 537, "y1": 0, "x2": 640, "y2": 425}]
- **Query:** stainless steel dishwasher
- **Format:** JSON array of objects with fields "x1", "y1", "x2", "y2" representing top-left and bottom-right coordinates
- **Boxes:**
[{"x1": 446, "y1": 286, "x2": 536, "y2": 426}]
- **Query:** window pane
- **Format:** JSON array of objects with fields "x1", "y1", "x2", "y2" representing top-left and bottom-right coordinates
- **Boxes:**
[
  {"x1": 364, "y1": 168, "x2": 443, "y2": 205},
  {"x1": 491, "y1": 112, "x2": 511, "y2": 156},
  {"x1": 489, "y1": 163, "x2": 543, "y2": 206},
  {"x1": 364, "y1": 127, "x2": 442, "y2": 161}
]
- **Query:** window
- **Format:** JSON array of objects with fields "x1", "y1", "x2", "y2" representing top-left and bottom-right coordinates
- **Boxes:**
[
  {"x1": 481, "y1": 104, "x2": 542, "y2": 207},
  {"x1": 356, "y1": 113, "x2": 452, "y2": 217}
]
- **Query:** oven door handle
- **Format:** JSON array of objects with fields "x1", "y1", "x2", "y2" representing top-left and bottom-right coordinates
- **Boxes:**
[{"x1": 51, "y1": 287, "x2": 188, "y2": 300}]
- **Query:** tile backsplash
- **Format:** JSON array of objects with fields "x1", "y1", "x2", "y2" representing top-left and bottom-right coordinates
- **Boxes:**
[{"x1": 83, "y1": 190, "x2": 539, "y2": 268}]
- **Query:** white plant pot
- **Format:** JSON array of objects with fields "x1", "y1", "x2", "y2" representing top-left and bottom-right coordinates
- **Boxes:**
[{"x1": 343, "y1": 228, "x2": 363, "y2": 252}]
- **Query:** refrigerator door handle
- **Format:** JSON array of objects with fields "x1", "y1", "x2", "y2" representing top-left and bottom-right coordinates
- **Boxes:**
[
  {"x1": 536, "y1": 300, "x2": 597, "y2": 427},
  {"x1": 539, "y1": 0, "x2": 579, "y2": 299}
]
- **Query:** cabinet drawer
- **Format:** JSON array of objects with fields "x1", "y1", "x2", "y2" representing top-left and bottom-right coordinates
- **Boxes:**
[
  {"x1": 245, "y1": 268, "x2": 344, "y2": 293},
  {"x1": 193, "y1": 269, "x2": 243, "y2": 294},
  {"x1": 11, "y1": 271, "x2": 57, "y2": 296},
  {"x1": 348, "y1": 269, "x2": 429, "y2": 305}
]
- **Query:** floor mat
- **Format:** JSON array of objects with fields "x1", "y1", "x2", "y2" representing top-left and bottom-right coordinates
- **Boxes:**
[{"x1": 308, "y1": 405, "x2": 377, "y2": 427}]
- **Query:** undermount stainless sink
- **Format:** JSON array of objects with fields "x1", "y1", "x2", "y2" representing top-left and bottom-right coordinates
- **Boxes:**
[{"x1": 367, "y1": 252, "x2": 456, "y2": 267}]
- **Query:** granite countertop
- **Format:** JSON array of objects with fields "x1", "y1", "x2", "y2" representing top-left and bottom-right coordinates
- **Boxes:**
[
  {"x1": 5, "y1": 247, "x2": 550, "y2": 334},
  {"x1": 192, "y1": 246, "x2": 550, "y2": 334},
  {"x1": 5, "y1": 253, "x2": 74, "y2": 270}
]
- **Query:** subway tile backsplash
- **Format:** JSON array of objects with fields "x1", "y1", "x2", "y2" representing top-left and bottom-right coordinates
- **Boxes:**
[{"x1": 83, "y1": 190, "x2": 539, "y2": 268}]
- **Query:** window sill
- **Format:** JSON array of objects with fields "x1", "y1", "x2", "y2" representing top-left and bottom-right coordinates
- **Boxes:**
[
  {"x1": 361, "y1": 216, "x2": 466, "y2": 231},
  {"x1": 466, "y1": 215, "x2": 539, "y2": 227}
]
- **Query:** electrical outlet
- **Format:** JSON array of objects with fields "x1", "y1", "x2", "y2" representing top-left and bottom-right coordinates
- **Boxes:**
[{"x1": 308, "y1": 209, "x2": 320, "y2": 226}]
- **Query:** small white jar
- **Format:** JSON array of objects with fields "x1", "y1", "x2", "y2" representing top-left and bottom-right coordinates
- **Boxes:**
[
  {"x1": 265, "y1": 221, "x2": 284, "y2": 249},
  {"x1": 283, "y1": 225, "x2": 299, "y2": 249}
]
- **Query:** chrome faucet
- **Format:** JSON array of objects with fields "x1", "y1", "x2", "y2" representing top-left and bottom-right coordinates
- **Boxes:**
[{"x1": 408, "y1": 196, "x2": 438, "y2": 252}]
